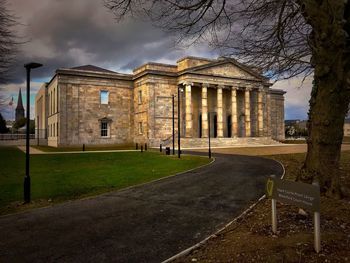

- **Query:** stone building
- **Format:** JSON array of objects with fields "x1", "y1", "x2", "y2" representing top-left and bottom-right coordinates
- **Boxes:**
[{"x1": 35, "y1": 56, "x2": 285, "y2": 148}]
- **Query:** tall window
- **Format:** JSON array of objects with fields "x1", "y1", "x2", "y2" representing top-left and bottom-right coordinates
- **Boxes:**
[
  {"x1": 138, "y1": 122, "x2": 143, "y2": 134},
  {"x1": 100, "y1": 90, "x2": 109, "y2": 105},
  {"x1": 53, "y1": 88, "x2": 55, "y2": 113},
  {"x1": 138, "y1": 90, "x2": 142, "y2": 104},
  {"x1": 101, "y1": 121, "x2": 109, "y2": 137}
]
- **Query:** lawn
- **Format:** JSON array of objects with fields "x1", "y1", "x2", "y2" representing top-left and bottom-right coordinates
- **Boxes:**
[
  {"x1": 32, "y1": 144, "x2": 135, "y2": 152},
  {"x1": 0, "y1": 147, "x2": 210, "y2": 214}
]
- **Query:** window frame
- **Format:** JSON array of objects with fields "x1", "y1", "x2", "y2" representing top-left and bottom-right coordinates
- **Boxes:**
[
  {"x1": 138, "y1": 90, "x2": 142, "y2": 105},
  {"x1": 100, "y1": 121, "x2": 110, "y2": 138},
  {"x1": 138, "y1": 121, "x2": 143, "y2": 134},
  {"x1": 100, "y1": 90, "x2": 109, "y2": 105}
]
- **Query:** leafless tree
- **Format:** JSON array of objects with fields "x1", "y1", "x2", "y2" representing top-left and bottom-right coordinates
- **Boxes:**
[
  {"x1": 106, "y1": 0, "x2": 350, "y2": 198},
  {"x1": 0, "y1": 0, "x2": 18, "y2": 84}
]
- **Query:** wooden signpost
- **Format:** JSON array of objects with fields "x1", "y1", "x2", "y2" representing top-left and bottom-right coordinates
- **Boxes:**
[{"x1": 266, "y1": 175, "x2": 321, "y2": 253}]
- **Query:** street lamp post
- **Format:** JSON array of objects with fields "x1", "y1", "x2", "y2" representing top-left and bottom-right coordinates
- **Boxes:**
[
  {"x1": 208, "y1": 112, "x2": 211, "y2": 159},
  {"x1": 172, "y1": 95, "x2": 175, "y2": 155},
  {"x1": 24, "y1": 62, "x2": 43, "y2": 203},
  {"x1": 177, "y1": 86, "x2": 183, "y2": 158},
  {"x1": 37, "y1": 115, "x2": 39, "y2": 146}
]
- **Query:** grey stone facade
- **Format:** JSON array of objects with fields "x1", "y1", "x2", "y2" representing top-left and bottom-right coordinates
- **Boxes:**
[{"x1": 35, "y1": 57, "x2": 286, "y2": 148}]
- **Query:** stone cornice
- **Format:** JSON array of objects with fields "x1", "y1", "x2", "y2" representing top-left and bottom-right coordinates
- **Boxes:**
[{"x1": 56, "y1": 68, "x2": 133, "y2": 81}]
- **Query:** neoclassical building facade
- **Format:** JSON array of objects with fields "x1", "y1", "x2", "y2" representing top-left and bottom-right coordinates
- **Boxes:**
[{"x1": 35, "y1": 56, "x2": 285, "y2": 147}]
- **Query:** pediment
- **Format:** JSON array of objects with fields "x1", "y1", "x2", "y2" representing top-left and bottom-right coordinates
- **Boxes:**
[{"x1": 189, "y1": 61, "x2": 263, "y2": 80}]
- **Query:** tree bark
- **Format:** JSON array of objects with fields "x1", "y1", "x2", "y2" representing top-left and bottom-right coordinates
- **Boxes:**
[{"x1": 298, "y1": 0, "x2": 350, "y2": 198}]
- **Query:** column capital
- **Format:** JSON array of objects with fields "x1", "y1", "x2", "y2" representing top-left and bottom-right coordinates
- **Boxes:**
[
  {"x1": 182, "y1": 81, "x2": 193, "y2": 86},
  {"x1": 257, "y1": 85, "x2": 266, "y2": 92},
  {"x1": 234, "y1": 81, "x2": 241, "y2": 86},
  {"x1": 231, "y1": 86, "x2": 239, "y2": 91},
  {"x1": 202, "y1": 83, "x2": 210, "y2": 88},
  {"x1": 245, "y1": 85, "x2": 253, "y2": 92},
  {"x1": 217, "y1": 84, "x2": 225, "y2": 89}
]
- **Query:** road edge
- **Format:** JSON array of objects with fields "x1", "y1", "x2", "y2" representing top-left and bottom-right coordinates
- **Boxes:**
[{"x1": 162, "y1": 158, "x2": 286, "y2": 263}]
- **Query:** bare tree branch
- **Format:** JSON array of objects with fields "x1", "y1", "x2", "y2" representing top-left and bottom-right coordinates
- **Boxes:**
[
  {"x1": 105, "y1": 0, "x2": 313, "y2": 80},
  {"x1": 0, "y1": 0, "x2": 19, "y2": 84}
]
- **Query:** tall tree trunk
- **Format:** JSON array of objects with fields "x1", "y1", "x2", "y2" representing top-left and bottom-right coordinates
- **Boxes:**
[{"x1": 298, "y1": 0, "x2": 350, "y2": 198}]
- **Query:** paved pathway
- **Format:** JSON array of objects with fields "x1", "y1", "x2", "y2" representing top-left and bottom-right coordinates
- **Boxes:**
[
  {"x1": 194, "y1": 144, "x2": 350, "y2": 156},
  {"x1": 0, "y1": 153, "x2": 283, "y2": 263}
]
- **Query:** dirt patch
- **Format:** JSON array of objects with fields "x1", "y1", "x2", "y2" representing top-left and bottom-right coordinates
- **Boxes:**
[{"x1": 173, "y1": 151, "x2": 350, "y2": 262}]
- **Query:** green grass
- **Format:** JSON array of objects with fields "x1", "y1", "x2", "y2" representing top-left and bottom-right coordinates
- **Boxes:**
[
  {"x1": 32, "y1": 144, "x2": 135, "y2": 152},
  {"x1": 0, "y1": 147, "x2": 210, "y2": 214}
]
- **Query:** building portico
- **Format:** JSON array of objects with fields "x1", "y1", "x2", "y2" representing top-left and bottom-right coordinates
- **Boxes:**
[{"x1": 177, "y1": 80, "x2": 273, "y2": 140}]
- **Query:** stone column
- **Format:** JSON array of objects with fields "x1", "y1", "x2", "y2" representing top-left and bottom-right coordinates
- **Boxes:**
[
  {"x1": 217, "y1": 85, "x2": 224, "y2": 137},
  {"x1": 266, "y1": 91, "x2": 271, "y2": 136},
  {"x1": 185, "y1": 82, "x2": 193, "y2": 137},
  {"x1": 231, "y1": 86, "x2": 238, "y2": 137},
  {"x1": 201, "y1": 83, "x2": 209, "y2": 138},
  {"x1": 258, "y1": 88, "x2": 264, "y2": 136},
  {"x1": 245, "y1": 86, "x2": 252, "y2": 137}
]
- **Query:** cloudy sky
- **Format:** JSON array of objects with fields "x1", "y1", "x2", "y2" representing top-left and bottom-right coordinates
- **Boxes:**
[{"x1": 0, "y1": 0, "x2": 312, "y2": 120}]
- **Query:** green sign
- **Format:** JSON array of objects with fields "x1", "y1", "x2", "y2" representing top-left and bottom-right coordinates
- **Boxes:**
[{"x1": 266, "y1": 177, "x2": 320, "y2": 212}]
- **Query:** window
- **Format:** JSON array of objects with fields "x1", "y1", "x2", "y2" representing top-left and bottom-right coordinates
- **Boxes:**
[
  {"x1": 53, "y1": 88, "x2": 55, "y2": 113},
  {"x1": 138, "y1": 90, "x2": 142, "y2": 104},
  {"x1": 138, "y1": 122, "x2": 143, "y2": 134},
  {"x1": 100, "y1": 90, "x2": 109, "y2": 105},
  {"x1": 101, "y1": 121, "x2": 109, "y2": 137}
]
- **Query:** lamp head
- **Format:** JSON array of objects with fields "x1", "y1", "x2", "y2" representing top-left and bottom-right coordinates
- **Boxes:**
[{"x1": 24, "y1": 62, "x2": 43, "y2": 69}]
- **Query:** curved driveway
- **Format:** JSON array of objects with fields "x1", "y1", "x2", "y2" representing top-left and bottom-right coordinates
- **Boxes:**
[{"x1": 0, "y1": 153, "x2": 283, "y2": 263}]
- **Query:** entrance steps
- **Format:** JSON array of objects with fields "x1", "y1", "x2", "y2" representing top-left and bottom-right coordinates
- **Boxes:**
[{"x1": 152, "y1": 137, "x2": 281, "y2": 148}]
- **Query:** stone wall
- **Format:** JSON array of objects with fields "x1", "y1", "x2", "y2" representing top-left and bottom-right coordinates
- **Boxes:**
[
  {"x1": 269, "y1": 90, "x2": 285, "y2": 141},
  {"x1": 134, "y1": 75, "x2": 178, "y2": 146},
  {"x1": 58, "y1": 74, "x2": 133, "y2": 147}
]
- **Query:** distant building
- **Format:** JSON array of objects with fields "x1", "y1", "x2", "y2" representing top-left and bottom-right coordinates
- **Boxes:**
[
  {"x1": 35, "y1": 56, "x2": 286, "y2": 147},
  {"x1": 15, "y1": 89, "x2": 25, "y2": 122},
  {"x1": 344, "y1": 119, "x2": 350, "y2": 137}
]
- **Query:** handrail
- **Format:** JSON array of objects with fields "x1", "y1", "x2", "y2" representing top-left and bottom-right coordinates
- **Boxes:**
[{"x1": 161, "y1": 134, "x2": 175, "y2": 146}]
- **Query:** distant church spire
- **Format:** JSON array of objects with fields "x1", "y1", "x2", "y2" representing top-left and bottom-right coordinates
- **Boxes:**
[{"x1": 15, "y1": 88, "x2": 25, "y2": 122}]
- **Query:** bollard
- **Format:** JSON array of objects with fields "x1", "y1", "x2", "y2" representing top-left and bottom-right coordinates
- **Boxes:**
[
  {"x1": 313, "y1": 181, "x2": 321, "y2": 253},
  {"x1": 160, "y1": 144, "x2": 162, "y2": 152},
  {"x1": 270, "y1": 174, "x2": 277, "y2": 234},
  {"x1": 145, "y1": 143, "x2": 147, "y2": 151},
  {"x1": 272, "y1": 198, "x2": 277, "y2": 234},
  {"x1": 83, "y1": 144, "x2": 85, "y2": 152},
  {"x1": 165, "y1": 147, "x2": 170, "y2": 155},
  {"x1": 136, "y1": 143, "x2": 138, "y2": 150},
  {"x1": 141, "y1": 145, "x2": 143, "y2": 153}
]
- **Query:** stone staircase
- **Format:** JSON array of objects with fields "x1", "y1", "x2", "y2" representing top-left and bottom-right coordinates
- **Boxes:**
[{"x1": 151, "y1": 136, "x2": 281, "y2": 148}]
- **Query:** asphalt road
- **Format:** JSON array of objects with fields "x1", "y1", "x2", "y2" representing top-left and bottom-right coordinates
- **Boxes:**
[{"x1": 0, "y1": 153, "x2": 283, "y2": 263}]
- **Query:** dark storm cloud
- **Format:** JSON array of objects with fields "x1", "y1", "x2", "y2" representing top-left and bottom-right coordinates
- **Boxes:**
[
  {"x1": 0, "y1": 0, "x2": 217, "y2": 119},
  {"x1": 7, "y1": 0, "x2": 191, "y2": 83},
  {"x1": 1, "y1": 0, "x2": 312, "y2": 121}
]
